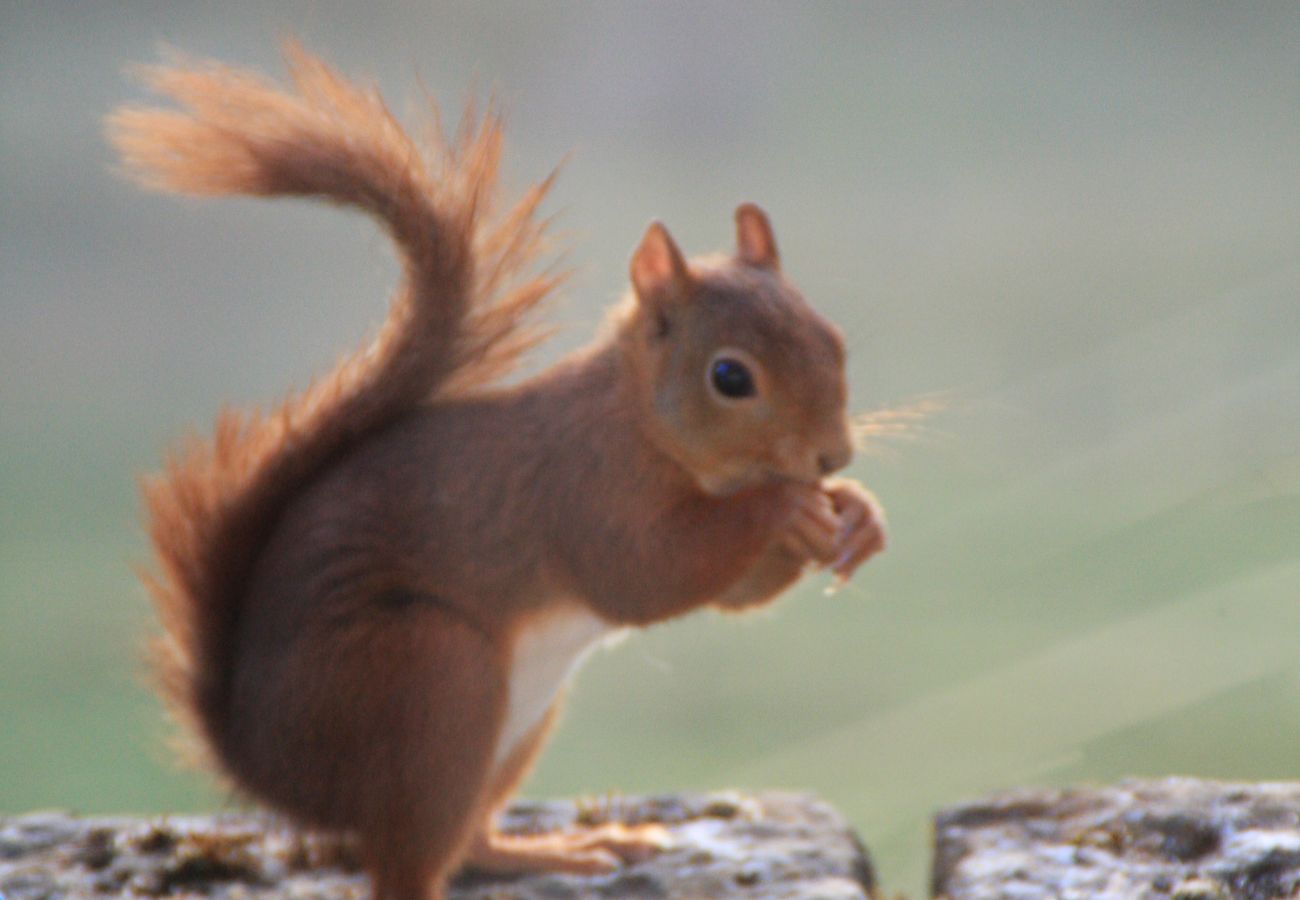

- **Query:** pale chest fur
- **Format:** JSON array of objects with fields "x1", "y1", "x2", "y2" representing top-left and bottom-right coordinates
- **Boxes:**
[{"x1": 496, "y1": 604, "x2": 626, "y2": 765}]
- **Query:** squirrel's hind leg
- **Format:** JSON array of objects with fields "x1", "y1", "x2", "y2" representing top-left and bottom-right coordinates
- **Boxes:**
[
  {"x1": 461, "y1": 699, "x2": 670, "y2": 879},
  {"x1": 255, "y1": 598, "x2": 509, "y2": 900}
]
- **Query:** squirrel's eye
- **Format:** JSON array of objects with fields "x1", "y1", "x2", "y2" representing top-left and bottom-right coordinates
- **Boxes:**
[{"x1": 710, "y1": 357, "x2": 756, "y2": 399}]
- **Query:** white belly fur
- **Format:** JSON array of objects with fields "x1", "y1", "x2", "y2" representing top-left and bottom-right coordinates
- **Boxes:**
[{"x1": 496, "y1": 604, "x2": 626, "y2": 765}]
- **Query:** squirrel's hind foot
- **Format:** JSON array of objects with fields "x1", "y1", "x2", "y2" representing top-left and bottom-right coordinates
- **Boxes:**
[{"x1": 462, "y1": 822, "x2": 671, "y2": 877}]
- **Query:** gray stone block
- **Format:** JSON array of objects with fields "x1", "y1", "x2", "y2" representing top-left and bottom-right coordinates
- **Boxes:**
[
  {"x1": 933, "y1": 777, "x2": 1300, "y2": 899},
  {"x1": 0, "y1": 792, "x2": 876, "y2": 899}
]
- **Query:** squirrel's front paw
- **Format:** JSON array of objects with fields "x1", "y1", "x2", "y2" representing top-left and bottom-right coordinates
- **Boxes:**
[
  {"x1": 822, "y1": 478, "x2": 887, "y2": 583},
  {"x1": 776, "y1": 484, "x2": 842, "y2": 567}
]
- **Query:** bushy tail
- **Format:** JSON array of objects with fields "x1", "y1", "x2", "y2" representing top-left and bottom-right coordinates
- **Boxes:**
[{"x1": 108, "y1": 43, "x2": 561, "y2": 765}]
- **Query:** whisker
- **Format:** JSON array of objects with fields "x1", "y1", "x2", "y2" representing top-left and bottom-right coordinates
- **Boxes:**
[{"x1": 851, "y1": 391, "x2": 954, "y2": 454}]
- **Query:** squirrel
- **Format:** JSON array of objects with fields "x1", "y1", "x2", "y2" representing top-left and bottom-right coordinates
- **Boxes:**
[{"x1": 109, "y1": 44, "x2": 886, "y2": 900}]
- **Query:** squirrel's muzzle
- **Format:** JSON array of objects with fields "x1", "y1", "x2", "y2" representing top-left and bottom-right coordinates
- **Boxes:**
[{"x1": 818, "y1": 443, "x2": 853, "y2": 476}]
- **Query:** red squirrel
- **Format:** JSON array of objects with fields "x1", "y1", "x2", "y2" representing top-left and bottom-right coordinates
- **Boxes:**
[{"x1": 110, "y1": 44, "x2": 886, "y2": 900}]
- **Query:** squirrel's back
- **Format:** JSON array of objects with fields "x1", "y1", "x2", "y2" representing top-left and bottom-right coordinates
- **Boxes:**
[{"x1": 108, "y1": 43, "x2": 561, "y2": 772}]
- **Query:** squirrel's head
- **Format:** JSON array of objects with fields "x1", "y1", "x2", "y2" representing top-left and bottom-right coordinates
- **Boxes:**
[{"x1": 620, "y1": 204, "x2": 854, "y2": 496}]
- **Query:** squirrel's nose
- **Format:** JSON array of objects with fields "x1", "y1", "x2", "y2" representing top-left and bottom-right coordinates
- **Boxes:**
[{"x1": 817, "y1": 443, "x2": 852, "y2": 476}]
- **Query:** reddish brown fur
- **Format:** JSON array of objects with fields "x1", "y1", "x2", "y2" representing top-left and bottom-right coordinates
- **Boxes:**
[
  {"x1": 113, "y1": 44, "x2": 885, "y2": 900},
  {"x1": 110, "y1": 43, "x2": 556, "y2": 767}
]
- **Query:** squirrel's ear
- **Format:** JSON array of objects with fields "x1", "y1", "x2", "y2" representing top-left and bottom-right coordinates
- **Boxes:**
[
  {"x1": 630, "y1": 221, "x2": 692, "y2": 308},
  {"x1": 734, "y1": 202, "x2": 779, "y2": 270}
]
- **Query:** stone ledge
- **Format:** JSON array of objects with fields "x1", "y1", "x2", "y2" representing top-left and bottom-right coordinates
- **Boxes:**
[
  {"x1": 13, "y1": 778, "x2": 1300, "y2": 898},
  {"x1": 933, "y1": 777, "x2": 1300, "y2": 899},
  {"x1": 0, "y1": 792, "x2": 876, "y2": 899}
]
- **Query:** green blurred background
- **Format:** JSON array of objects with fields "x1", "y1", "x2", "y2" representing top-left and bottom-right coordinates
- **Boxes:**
[{"x1": 3, "y1": 2, "x2": 1298, "y2": 894}]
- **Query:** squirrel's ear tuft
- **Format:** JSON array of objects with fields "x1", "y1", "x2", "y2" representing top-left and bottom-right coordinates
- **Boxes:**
[
  {"x1": 734, "y1": 203, "x2": 779, "y2": 270},
  {"x1": 631, "y1": 220, "x2": 692, "y2": 308}
]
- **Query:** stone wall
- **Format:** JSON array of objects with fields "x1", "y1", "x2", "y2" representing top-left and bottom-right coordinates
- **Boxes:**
[
  {"x1": 0, "y1": 792, "x2": 874, "y2": 899},
  {"x1": 5, "y1": 779, "x2": 1300, "y2": 898},
  {"x1": 934, "y1": 779, "x2": 1300, "y2": 899}
]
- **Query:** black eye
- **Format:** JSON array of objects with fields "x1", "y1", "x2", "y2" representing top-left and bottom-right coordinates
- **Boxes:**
[{"x1": 710, "y1": 357, "x2": 756, "y2": 399}]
